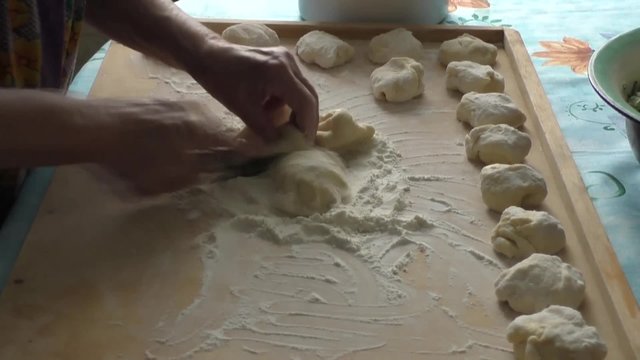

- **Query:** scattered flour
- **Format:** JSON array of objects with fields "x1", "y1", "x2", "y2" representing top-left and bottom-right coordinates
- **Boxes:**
[{"x1": 148, "y1": 132, "x2": 508, "y2": 359}]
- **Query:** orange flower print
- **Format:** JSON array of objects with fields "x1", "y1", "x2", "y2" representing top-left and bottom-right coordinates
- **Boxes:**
[
  {"x1": 448, "y1": 0, "x2": 490, "y2": 12},
  {"x1": 532, "y1": 37, "x2": 594, "y2": 75},
  {"x1": 12, "y1": 38, "x2": 42, "y2": 87}
]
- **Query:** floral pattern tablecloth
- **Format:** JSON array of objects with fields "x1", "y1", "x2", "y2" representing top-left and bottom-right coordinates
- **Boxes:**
[{"x1": 3, "y1": 0, "x2": 639, "y2": 300}]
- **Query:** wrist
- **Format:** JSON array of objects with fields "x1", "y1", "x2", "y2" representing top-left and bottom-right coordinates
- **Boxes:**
[
  {"x1": 66, "y1": 99, "x2": 123, "y2": 164},
  {"x1": 175, "y1": 28, "x2": 228, "y2": 72},
  {"x1": 182, "y1": 33, "x2": 236, "y2": 86}
]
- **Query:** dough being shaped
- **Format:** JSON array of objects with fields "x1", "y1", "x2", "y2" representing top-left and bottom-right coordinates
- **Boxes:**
[
  {"x1": 492, "y1": 206, "x2": 566, "y2": 259},
  {"x1": 270, "y1": 148, "x2": 350, "y2": 216},
  {"x1": 235, "y1": 105, "x2": 313, "y2": 157},
  {"x1": 507, "y1": 305, "x2": 607, "y2": 360},
  {"x1": 297, "y1": 30, "x2": 355, "y2": 69},
  {"x1": 465, "y1": 124, "x2": 531, "y2": 164},
  {"x1": 370, "y1": 57, "x2": 424, "y2": 102},
  {"x1": 368, "y1": 28, "x2": 422, "y2": 64},
  {"x1": 480, "y1": 164, "x2": 547, "y2": 212},
  {"x1": 438, "y1": 33, "x2": 498, "y2": 66},
  {"x1": 495, "y1": 254, "x2": 585, "y2": 314},
  {"x1": 446, "y1": 61, "x2": 505, "y2": 94},
  {"x1": 316, "y1": 109, "x2": 375, "y2": 152},
  {"x1": 222, "y1": 23, "x2": 279, "y2": 47},
  {"x1": 457, "y1": 92, "x2": 526, "y2": 128}
]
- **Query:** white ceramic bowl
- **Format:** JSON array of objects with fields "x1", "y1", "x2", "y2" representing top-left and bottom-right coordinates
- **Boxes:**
[{"x1": 299, "y1": 0, "x2": 449, "y2": 24}]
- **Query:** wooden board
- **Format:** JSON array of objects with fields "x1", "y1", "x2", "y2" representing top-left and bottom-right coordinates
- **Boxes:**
[{"x1": 0, "y1": 21, "x2": 637, "y2": 359}]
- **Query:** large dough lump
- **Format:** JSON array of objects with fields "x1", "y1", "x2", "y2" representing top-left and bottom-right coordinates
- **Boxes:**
[
  {"x1": 368, "y1": 28, "x2": 422, "y2": 64},
  {"x1": 507, "y1": 305, "x2": 607, "y2": 360},
  {"x1": 492, "y1": 206, "x2": 566, "y2": 259},
  {"x1": 480, "y1": 164, "x2": 547, "y2": 212},
  {"x1": 297, "y1": 31, "x2": 355, "y2": 69},
  {"x1": 465, "y1": 124, "x2": 531, "y2": 164},
  {"x1": 457, "y1": 92, "x2": 526, "y2": 128},
  {"x1": 316, "y1": 109, "x2": 375, "y2": 152},
  {"x1": 221, "y1": 23, "x2": 280, "y2": 47},
  {"x1": 446, "y1": 61, "x2": 504, "y2": 94},
  {"x1": 438, "y1": 33, "x2": 498, "y2": 66},
  {"x1": 494, "y1": 254, "x2": 585, "y2": 314},
  {"x1": 270, "y1": 149, "x2": 350, "y2": 216},
  {"x1": 370, "y1": 57, "x2": 425, "y2": 102}
]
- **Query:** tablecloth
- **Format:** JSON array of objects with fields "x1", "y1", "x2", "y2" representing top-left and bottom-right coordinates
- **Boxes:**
[{"x1": 1, "y1": 0, "x2": 639, "y2": 300}]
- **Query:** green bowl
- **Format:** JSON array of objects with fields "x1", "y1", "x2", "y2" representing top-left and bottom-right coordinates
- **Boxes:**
[{"x1": 589, "y1": 27, "x2": 640, "y2": 161}]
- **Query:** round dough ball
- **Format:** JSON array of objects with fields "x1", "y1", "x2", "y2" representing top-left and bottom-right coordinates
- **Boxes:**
[
  {"x1": 316, "y1": 109, "x2": 375, "y2": 152},
  {"x1": 221, "y1": 23, "x2": 280, "y2": 47},
  {"x1": 296, "y1": 30, "x2": 355, "y2": 69},
  {"x1": 446, "y1": 61, "x2": 504, "y2": 94},
  {"x1": 492, "y1": 206, "x2": 566, "y2": 259},
  {"x1": 457, "y1": 92, "x2": 526, "y2": 128},
  {"x1": 495, "y1": 254, "x2": 585, "y2": 314},
  {"x1": 465, "y1": 124, "x2": 531, "y2": 164},
  {"x1": 368, "y1": 28, "x2": 422, "y2": 64},
  {"x1": 480, "y1": 164, "x2": 547, "y2": 212},
  {"x1": 507, "y1": 306, "x2": 607, "y2": 360},
  {"x1": 438, "y1": 33, "x2": 498, "y2": 66},
  {"x1": 370, "y1": 57, "x2": 424, "y2": 102},
  {"x1": 270, "y1": 149, "x2": 350, "y2": 216}
]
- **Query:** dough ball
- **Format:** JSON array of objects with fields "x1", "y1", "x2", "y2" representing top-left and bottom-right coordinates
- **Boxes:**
[
  {"x1": 495, "y1": 254, "x2": 585, "y2": 314},
  {"x1": 438, "y1": 33, "x2": 498, "y2": 66},
  {"x1": 446, "y1": 61, "x2": 504, "y2": 94},
  {"x1": 507, "y1": 305, "x2": 607, "y2": 360},
  {"x1": 221, "y1": 23, "x2": 279, "y2": 47},
  {"x1": 316, "y1": 109, "x2": 375, "y2": 152},
  {"x1": 465, "y1": 124, "x2": 531, "y2": 164},
  {"x1": 296, "y1": 30, "x2": 355, "y2": 69},
  {"x1": 457, "y1": 92, "x2": 526, "y2": 128},
  {"x1": 270, "y1": 149, "x2": 350, "y2": 216},
  {"x1": 368, "y1": 28, "x2": 422, "y2": 64},
  {"x1": 262, "y1": 125, "x2": 311, "y2": 155},
  {"x1": 370, "y1": 57, "x2": 425, "y2": 102},
  {"x1": 480, "y1": 164, "x2": 547, "y2": 212},
  {"x1": 492, "y1": 206, "x2": 566, "y2": 259}
]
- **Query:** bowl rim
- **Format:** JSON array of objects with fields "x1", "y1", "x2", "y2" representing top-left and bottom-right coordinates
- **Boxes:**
[{"x1": 588, "y1": 27, "x2": 640, "y2": 123}]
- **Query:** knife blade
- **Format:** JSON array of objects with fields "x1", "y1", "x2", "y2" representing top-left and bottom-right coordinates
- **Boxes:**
[{"x1": 190, "y1": 147, "x2": 279, "y2": 180}]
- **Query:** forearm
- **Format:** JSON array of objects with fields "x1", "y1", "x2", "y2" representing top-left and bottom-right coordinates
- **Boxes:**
[
  {"x1": 0, "y1": 90, "x2": 115, "y2": 168},
  {"x1": 85, "y1": 0, "x2": 224, "y2": 71}
]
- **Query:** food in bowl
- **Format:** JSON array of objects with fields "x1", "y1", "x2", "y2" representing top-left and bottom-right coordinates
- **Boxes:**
[{"x1": 624, "y1": 81, "x2": 640, "y2": 111}]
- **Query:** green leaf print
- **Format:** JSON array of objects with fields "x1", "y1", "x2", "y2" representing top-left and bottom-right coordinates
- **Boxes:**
[{"x1": 585, "y1": 171, "x2": 626, "y2": 200}]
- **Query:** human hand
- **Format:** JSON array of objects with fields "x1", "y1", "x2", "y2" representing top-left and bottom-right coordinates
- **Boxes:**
[
  {"x1": 187, "y1": 42, "x2": 319, "y2": 142},
  {"x1": 92, "y1": 99, "x2": 239, "y2": 196}
]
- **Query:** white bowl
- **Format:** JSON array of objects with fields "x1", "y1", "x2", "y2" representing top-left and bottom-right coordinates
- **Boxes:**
[
  {"x1": 299, "y1": 0, "x2": 449, "y2": 24},
  {"x1": 589, "y1": 27, "x2": 640, "y2": 161}
]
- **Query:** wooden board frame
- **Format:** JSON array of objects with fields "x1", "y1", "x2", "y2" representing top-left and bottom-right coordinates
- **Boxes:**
[{"x1": 0, "y1": 20, "x2": 637, "y2": 358}]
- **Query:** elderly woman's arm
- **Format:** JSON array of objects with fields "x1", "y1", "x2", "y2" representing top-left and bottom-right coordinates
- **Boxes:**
[
  {"x1": 85, "y1": 0, "x2": 319, "y2": 140},
  {"x1": 0, "y1": 89, "x2": 238, "y2": 194}
]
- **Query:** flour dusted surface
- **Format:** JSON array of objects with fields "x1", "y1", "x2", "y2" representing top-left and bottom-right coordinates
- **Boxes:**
[{"x1": 140, "y1": 39, "x2": 540, "y2": 360}]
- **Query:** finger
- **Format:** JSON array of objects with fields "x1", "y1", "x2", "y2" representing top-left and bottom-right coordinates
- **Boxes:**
[
  {"x1": 286, "y1": 52, "x2": 319, "y2": 101},
  {"x1": 238, "y1": 105, "x2": 279, "y2": 142},
  {"x1": 271, "y1": 69, "x2": 318, "y2": 141},
  {"x1": 263, "y1": 96, "x2": 285, "y2": 112},
  {"x1": 284, "y1": 50, "x2": 320, "y2": 114}
]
